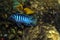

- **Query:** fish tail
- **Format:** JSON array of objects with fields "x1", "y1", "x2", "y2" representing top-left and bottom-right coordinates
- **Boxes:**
[{"x1": 32, "y1": 19, "x2": 37, "y2": 25}]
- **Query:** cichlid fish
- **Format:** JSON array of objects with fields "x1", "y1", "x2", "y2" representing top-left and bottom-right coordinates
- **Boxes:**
[
  {"x1": 24, "y1": 8, "x2": 34, "y2": 15},
  {"x1": 9, "y1": 13, "x2": 37, "y2": 26}
]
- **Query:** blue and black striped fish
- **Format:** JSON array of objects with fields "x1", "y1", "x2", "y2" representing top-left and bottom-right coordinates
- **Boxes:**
[{"x1": 9, "y1": 13, "x2": 37, "y2": 26}]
